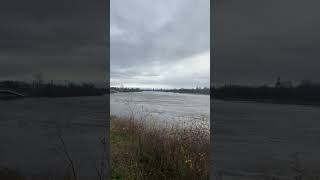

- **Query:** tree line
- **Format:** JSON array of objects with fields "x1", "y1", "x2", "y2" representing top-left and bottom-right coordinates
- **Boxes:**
[
  {"x1": 212, "y1": 80, "x2": 320, "y2": 104},
  {"x1": 110, "y1": 86, "x2": 210, "y2": 95},
  {"x1": 0, "y1": 80, "x2": 106, "y2": 97}
]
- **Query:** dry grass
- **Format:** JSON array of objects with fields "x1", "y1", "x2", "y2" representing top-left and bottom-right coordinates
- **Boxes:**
[{"x1": 110, "y1": 115, "x2": 210, "y2": 180}]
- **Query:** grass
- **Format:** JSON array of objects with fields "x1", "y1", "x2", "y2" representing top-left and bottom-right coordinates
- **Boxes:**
[{"x1": 110, "y1": 115, "x2": 210, "y2": 180}]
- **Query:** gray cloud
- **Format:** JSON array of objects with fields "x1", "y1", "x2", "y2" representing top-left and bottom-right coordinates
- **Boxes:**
[
  {"x1": 111, "y1": 0, "x2": 210, "y2": 88},
  {"x1": 0, "y1": 0, "x2": 107, "y2": 83},
  {"x1": 215, "y1": 0, "x2": 320, "y2": 86}
]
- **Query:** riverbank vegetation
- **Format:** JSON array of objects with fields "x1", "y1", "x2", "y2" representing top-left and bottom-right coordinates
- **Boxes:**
[
  {"x1": 158, "y1": 87, "x2": 210, "y2": 95},
  {"x1": 110, "y1": 87, "x2": 143, "y2": 93},
  {"x1": 213, "y1": 80, "x2": 320, "y2": 105},
  {"x1": 110, "y1": 116, "x2": 210, "y2": 180}
]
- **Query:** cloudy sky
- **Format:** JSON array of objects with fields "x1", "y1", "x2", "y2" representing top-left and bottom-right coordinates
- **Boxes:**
[
  {"x1": 111, "y1": 0, "x2": 210, "y2": 89},
  {"x1": 0, "y1": 0, "x2": 106, "y2": 84},
  {"x1": 215, "y1": 0, "x2": 320, "y2": 86}
]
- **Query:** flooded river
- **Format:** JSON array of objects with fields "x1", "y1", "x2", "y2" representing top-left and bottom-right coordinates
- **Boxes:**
[
  {"x1": 0, "y1": 96, "x2": 107, "y2": 179},
  {"x1": 4, "y1": 93, "x2": 320, "y2": 178},
  {"x1": 110, "y1": 91, "x2": 210, "y2": 128},
  {"x1": 212, "y1": 99, "x2": 320, "y2": 178}
]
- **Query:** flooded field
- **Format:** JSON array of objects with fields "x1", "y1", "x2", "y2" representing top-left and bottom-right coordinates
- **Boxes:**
[
  {"x1": 0, "y1": 96, "x2": 107, "y2": 179},
  {"x1": 212, "y1": 99, "x2": 320, "y2": 179}
]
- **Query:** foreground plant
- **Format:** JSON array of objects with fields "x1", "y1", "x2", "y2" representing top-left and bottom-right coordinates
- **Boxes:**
[{"x1": 111, "y1": 116, "x2": 210, "y2": 180}]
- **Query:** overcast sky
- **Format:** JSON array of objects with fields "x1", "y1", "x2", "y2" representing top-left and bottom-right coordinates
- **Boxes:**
[
  {"x1": 215, "y1": 0, "x2": 320, "y2": 86},
  {"x1": 111, "y1": 0, "x2": 210, "y2": 89},
  {"x1": 0, "y1": 0, "x2": 106, "y2": 84}
]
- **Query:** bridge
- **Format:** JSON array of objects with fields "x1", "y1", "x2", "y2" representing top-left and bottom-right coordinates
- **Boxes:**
[{"x1": 0, "y1": 89, "x2": 26, "y2": 98}]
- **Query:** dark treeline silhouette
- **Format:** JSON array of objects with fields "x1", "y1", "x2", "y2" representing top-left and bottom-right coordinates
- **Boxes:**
[
  {"x1": 0, "y1": 80, "x2": 106, "y2": 98},
  {"x1": 213, "y1": 79, "x2": 320, "y2": 105},
  {"x1": 155, "y1": 87, "x2": 210, "y2": 95},
  {"x1": 110, "y1": 87, "x2": 143, "y2": 93}
]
